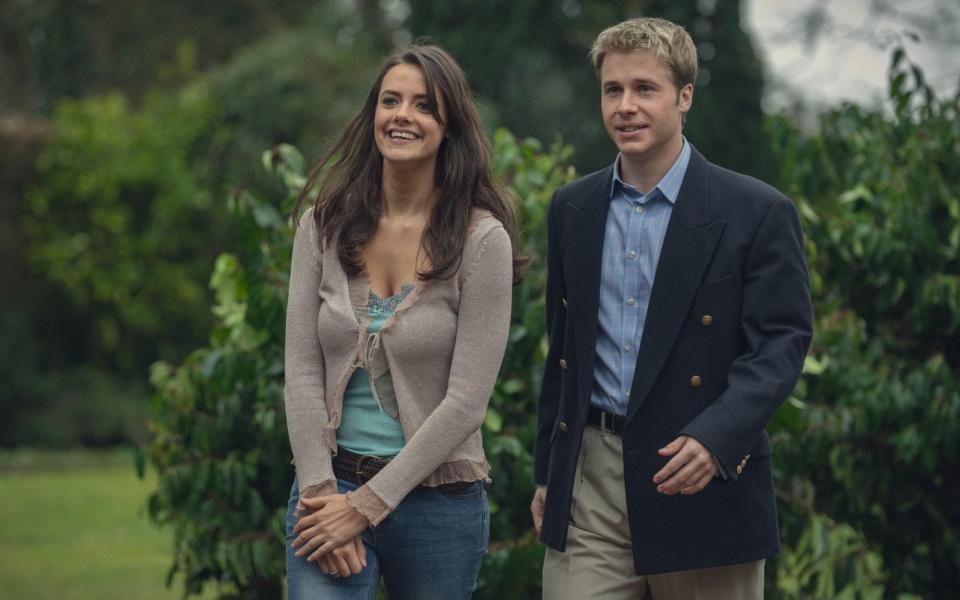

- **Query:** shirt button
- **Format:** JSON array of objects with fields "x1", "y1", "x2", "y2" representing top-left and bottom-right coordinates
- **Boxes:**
[
  {"x1": 626, "y1": 296, "x2": 636, "y2": 305},
  {"x1": 624, "y1": 343, "x2": 633, "y2": 352},
  {"x1": 559, "y1": 421, "x2": 568, "y2": 432},
  {"x1": 627, "y1": 249, "x2": 637, "y2": 259},
  {"x1": 625, "y1": 391, "x2": 631, "y2": 398},
  {"x1": 635, "y1": 205, "x2": 644, "y2": 213}
]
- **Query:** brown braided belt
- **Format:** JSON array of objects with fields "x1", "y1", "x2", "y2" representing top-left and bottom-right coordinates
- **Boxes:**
[{"x1": 333, "y1": 446, "x2": 477, "y2": 494}]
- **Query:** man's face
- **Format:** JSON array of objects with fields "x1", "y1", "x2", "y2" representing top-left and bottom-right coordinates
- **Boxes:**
[{"x1": 600, "y1": 50, "x2": 692, "y2": 165}]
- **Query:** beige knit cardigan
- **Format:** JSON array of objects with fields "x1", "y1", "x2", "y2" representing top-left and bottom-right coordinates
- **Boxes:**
[{"x1": 284, "y1": 208, "x2": 513, "y2": 525}]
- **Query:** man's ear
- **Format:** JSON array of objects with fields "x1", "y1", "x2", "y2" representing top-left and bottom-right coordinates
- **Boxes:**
[{"x1": 678, "y1": 83, "x2": 694, "y2": 113}]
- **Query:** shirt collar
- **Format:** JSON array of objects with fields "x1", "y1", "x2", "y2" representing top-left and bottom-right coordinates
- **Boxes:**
[{"x1": 610, "y1": 137, "x2": 691, "y2": 204}]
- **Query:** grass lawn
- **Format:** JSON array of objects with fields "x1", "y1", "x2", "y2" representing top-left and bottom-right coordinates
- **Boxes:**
[{"x1": 0, "y1": 449, "x2": 215, "y2": 599}]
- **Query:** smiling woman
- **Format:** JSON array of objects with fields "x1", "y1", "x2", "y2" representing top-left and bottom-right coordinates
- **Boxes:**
[{"x1": 282, "y1": 45, "x2": 524, "y2": 599}]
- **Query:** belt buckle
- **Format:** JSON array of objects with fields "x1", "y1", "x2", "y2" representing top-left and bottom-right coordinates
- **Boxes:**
[{"x1": 355, "y1": 454, "x2": 374, "y2": 485}]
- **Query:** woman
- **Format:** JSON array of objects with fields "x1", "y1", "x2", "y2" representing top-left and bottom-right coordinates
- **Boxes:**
[{"x1": 283, "y1": 44, "x2": 522, "y2": 599}]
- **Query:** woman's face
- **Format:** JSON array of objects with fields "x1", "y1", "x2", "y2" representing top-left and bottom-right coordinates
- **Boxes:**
[{"x1": 373, "y1": 63, "x2": 447, "y2": 168}]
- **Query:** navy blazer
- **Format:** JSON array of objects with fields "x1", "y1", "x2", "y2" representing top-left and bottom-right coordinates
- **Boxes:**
[{"x1": 534, "y1": 146, "x2": 812, "y2": 574}]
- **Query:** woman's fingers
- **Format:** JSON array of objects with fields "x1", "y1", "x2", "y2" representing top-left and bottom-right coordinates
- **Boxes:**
[
  {"x1": 331, "y1": 549, "x2": 352, "y2": 577},
  {"x1": 300, "y1": 495, "x2": 333, "y2": 509},
  {"x1": 354, "y1": 535, "x2": 367, "y2": 568},
  {"x1": 292, "y1": 511, "x2": 317, "y2": 536},
  {"x1": 293, "y1": 525, "x2": 326, "y2": 556},
  {"x1": 307, "y1": 538, "x2": 342, "y2": 563},
  {"x1": 319, "y1": 555, "x2": 338, "y2": 578}
]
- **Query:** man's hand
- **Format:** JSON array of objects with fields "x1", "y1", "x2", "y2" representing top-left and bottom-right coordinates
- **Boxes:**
[
  {"x1": 653, "y1": 435, "x2": 718, "y2": 495},
  {"x1": 292, "y1": 494, "x2": 370, "y2": 564},
  {"x1": 530, "y1": 485, "x2": 547, "y2": 537}
]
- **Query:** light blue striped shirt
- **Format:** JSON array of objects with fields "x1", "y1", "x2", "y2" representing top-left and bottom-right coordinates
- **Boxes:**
[{"x1": 591, "y1": 140, "x2": 691, "y2": 415}]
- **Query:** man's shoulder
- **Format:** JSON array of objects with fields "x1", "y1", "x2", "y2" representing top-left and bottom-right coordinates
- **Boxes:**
[{"x1": 701, "y1": 157, "x2": 793, "y2": 215}]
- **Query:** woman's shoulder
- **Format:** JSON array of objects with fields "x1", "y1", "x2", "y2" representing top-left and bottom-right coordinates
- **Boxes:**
[
  {"x1": 460, "y1": 208, "x2": 511, "y2": 278},
  {"x1": 467, "y1": 207, "x2": 505, "y2": 239},
  {"x1": 297, "y1": 205, "x2": 334, "y2": 250}
]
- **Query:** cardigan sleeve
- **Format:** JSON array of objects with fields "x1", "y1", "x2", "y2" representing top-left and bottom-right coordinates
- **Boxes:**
[
  {"x1": 345, "y1": 222, "x2": 513, "y2": 525},
  {"x1": 284, "y1": 211, "x2": 337, "y2": 498}
]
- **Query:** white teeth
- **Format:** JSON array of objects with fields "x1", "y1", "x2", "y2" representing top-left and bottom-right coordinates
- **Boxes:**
[
  {"x1": 621, "y1": 126, "x2": 640, "y2": 132},
  {"x1": 390, "y1": 131, "x2": 417, "y2": 140}
]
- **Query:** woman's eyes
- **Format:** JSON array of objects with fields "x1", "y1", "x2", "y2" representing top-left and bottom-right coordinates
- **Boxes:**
[{"x1": 381, "y1": 97, "x2": 431, "y2": 111}]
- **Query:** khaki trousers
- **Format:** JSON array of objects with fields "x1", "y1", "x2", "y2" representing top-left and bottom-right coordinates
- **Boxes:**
[{"x1": 542, "y1": 425, "x2": 764, "y2": 600}]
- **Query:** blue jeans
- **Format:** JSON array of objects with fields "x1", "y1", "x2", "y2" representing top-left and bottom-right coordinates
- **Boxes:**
[{"x1": 286, "y1": 477, "x2": 489, "y2": 600}]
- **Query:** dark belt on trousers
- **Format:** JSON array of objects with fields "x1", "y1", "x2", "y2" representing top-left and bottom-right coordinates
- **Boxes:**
[
  {"x1": 587, "y1": 406, "x2": 626, "y2": 434},
  {"x1": 332, "y1": 446, "x2": 476, "y2": 494}
]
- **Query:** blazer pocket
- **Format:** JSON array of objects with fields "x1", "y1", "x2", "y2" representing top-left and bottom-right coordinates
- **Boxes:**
[{"x1": 695, "y1": 274, "x2": 736, "y2": 302}]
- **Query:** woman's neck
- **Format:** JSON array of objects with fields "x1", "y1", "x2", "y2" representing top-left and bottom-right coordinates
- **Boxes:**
[{"x1": 381, "y1": 160, "x2": 437, "y2": 219}]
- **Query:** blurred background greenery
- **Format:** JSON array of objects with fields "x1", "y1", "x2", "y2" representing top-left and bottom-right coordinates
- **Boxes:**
[{"x1": 1, "y1": 0, "x2": 958, "y2": 598}]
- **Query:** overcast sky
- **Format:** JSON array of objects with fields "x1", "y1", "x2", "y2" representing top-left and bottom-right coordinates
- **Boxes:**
[{"x1": 745, "y1": 0, "x2": 960, "y2": 111}]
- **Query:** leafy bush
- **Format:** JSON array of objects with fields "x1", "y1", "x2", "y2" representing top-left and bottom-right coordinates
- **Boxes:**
[
  {"x1": 25, "y1": 88, "x2": 222, "y2": 373},
  {"x1": 767, "y1": 47, "x2": 960, "y2": 599}
]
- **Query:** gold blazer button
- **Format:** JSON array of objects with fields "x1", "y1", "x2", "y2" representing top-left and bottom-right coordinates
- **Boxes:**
[
  {"x1": 736, "y1": 464, "x2": 744, "y2": 475},
  {"x1": 690, "y1": 375, "x2": 702, "y2": 388},
  {"x1": 559, "y1": 421, "x2": 568, "y2": 432},
  {"x1": 559, "y1": 359, "x2": 568, "y2": 370},
  {"x1": 701, "y1": 314, "x2": 714, "y2": 326},
  {"x1": 561, "y1": 297, "x2": 568, "y2": 307}
]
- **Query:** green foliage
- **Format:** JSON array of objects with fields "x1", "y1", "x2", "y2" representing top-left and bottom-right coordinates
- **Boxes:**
[
  {"x1": 2, "y1": 366, "x2": 151, "y2": 448},
  {"x1": 26, "y1": 88, "x2": 222, "y2": 372},
  {"x1": 1, "y1": 0, "x2": 322, "y2": 115},
  {"x1": 766, "y1": 48, "x2": 960, "y2": 599},
  {"x1": 478, "y1": 130, "x2": 576, "y2": 599},
  {"x1": 144, "y1": 146, "x2": 298, "y2": 597},
  {"x1": 202, "y1": 18, "x2": 382, "y2": 196}
]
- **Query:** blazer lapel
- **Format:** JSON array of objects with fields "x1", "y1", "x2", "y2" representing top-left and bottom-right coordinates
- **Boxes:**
[
  {"x1": 563, "y1": 167, "x2": 613, "y2": 400},
  {"x1": 626, "y1": 149, "x2": 726, "y2": 423}
]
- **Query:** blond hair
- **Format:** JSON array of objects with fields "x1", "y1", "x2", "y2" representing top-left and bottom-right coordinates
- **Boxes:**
[{"x1": 590, "y1": 17, "x2": 698, "y2": 90}]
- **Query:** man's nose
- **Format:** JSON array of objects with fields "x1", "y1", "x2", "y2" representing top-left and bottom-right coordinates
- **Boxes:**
[{"x1": 617, "y1": 92, "x2": 638, "y2": 114}]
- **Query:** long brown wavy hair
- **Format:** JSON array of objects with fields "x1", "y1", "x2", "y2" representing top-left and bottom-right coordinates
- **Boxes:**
[{"x1": 293, "y1": 44, "x2": 525, "y2": 284}]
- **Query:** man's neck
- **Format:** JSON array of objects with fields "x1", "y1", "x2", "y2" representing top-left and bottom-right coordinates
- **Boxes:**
[{"x1": 618, "y1": 136, "x2": 684, "y2": 194}]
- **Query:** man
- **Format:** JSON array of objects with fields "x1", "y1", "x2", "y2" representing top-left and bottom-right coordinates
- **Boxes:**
[{"x1": 530, "y1": 17, "x2": 812, "y2": 600}]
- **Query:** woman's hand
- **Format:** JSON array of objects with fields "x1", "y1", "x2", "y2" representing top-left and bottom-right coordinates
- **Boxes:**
[
  {"x1": 318, "y1": 535, "x2": 367, "y2": 578},
  {"x1": 292, "y1": 494, "x2": 371, "y2": 563}
]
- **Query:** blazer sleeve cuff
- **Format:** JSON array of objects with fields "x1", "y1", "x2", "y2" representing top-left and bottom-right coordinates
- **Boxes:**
[{"x1": 679, "y1": 430, "x2": 739, "y2": 482}]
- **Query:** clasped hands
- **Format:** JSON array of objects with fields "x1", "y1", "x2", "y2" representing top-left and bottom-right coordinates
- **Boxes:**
[{"x1": 291, "y1": 493, "x2": 370, "y2": 578}]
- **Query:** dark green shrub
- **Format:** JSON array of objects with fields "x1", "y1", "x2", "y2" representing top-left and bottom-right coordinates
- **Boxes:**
[{"x1": 767, "y1": 48, "x2": 960, "y2": 599}]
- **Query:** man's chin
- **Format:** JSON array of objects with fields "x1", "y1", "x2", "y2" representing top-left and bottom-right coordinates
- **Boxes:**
[{"x1": 616, "y1": 145, "x2": 651, "y2": 162}]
